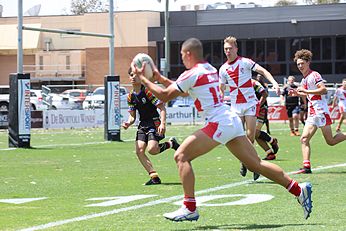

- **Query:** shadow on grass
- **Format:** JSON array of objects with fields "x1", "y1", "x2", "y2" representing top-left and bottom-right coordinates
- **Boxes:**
[
  {"x1": 313, "y1": 171, "x2": 346, "y2": 175},
  {"x1": 26, "y1": 146, "x2": 55, "y2": 150},
  {"x1": 176, "y1": 223, "x2": 321, "y2": 230},
  {"x1": 250, "y1": 181, "x2": 277, "y2": 185},
  {"x1": 161, "y1": 182, "x2": 182, "y2": 186}
]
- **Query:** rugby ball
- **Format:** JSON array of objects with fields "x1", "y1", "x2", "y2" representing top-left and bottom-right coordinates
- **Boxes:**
[{"x1": 132, "y1": 53, "x2": 155, "y2": 81}]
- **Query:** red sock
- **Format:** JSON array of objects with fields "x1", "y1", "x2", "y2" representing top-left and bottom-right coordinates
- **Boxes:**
[
  {"x1": 286, "y1": 180, "x2": 301, "y2": 197},
  {"x1": 183, "y1": 196, "x2": 196, "y2": 212},
  {"x1": 303, "y1": 160, "x2": 311, "y2": 169}
]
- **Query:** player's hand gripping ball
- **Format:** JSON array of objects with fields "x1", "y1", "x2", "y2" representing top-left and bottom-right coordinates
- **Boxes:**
[{"x1": 132, "y1": 53, "x2": 155, "y2": 81}]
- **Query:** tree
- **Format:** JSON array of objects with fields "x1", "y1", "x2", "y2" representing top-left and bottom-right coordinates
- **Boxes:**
[
  {"x1": 71, "y1": 0, "x2": 108, "y2": 15},
  {"x1": 304, "y1": 0, "x2": 339, "y2": 4},
  {"x1": 275, "y1": 0, "x2": 297, "y2": 6}
]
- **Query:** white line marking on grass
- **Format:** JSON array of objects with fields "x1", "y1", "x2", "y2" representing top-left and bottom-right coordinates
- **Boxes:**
[
  {"x1": 19, "y1": 162, "x2": 346, "y2": 231},
  {"x1": 0, "y1": 137, "x2": 184, "y2": 151},
  {"x1": 0, "y1": 141, "x2": 110, "y2": 151}
]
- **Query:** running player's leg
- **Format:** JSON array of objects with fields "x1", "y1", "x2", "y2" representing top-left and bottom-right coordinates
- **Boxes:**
[
  {"x1": 287, "y1": 106, "x2": 296, "y2": 136},
  {"x1": 240, "y1": 109, "x2": 260, "y2": 180},
  {"x1": 298, "y1": 123, "x2": 318, "y2": 173},
  {"x1": 320, "y1": 124, "x2": 346, "y2": 145},
  {"x1": 226, "y1": 135, "x2": 313, "y2": 219},
  {"x1": 255, "y1": 131, "x2": 272, "y2": 152},
  {"x1": 135, "y1": 129, "x2": 152, "y2": 172},
  {"x1": 135, "y1": 129, "x2": 161, "y2": 185},
  {"x1": 336, "y1": 111, "x2": 345, "y2": 132},
  {"x1": 174, "y1": 130, "x2": 219, "y2": 197},
  {"x1": 292, "y1": 106, "x2": 301, "y2": 135},
  {"x1": 146, "y1": 130, "x2": 176, "y2": 154},
  {"x1": 163, "y1": 128, "x2": 219, "y2": 221},
  {"x1": 255, "y1": 117, "x2": 278, "y2": 158},
  {"x1": 227, "y1": 136, "x2": 288, "y2": 185},
  {"x1": 255, "y1": 123, "x2": 275, "y2": 157}
]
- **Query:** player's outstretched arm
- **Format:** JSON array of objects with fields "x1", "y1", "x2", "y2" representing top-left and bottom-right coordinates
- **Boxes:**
[
  {"x1": 156, "y1": 103, "x2": 167, "y2": 136},
  {"x1": 122, "y1": 111, "x2": 136, "y2": 129},
  {"x1": 256, "y1": 65, "x2": 280, "y2": 95}
]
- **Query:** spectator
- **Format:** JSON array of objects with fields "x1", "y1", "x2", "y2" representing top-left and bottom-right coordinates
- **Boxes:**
[{"x1": 281, "y1": 75, "x2": 301, "y2": 136}]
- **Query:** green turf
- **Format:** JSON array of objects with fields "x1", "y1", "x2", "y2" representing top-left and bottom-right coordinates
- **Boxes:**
[{"x1": 0, "y1": 123, "x2": 345, "y2": 230}]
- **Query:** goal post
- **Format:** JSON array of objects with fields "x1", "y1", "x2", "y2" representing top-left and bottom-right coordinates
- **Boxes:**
[{"x1": 11, "y1": 0, "x2": 119, "y2": 147}]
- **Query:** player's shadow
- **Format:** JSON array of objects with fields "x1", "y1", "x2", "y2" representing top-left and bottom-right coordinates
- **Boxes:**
[
  {"x1": 25, "y1": 146, "x2": 54, "y2": 150},
  {"x1": 176, "y1": 223, "x2": 320, "y2": 230},
  {"x1": 161, "y1": 182, "x2": 181, "y2": 186},
  {"x1": 314, "y1": 171, "x2": 346, "y2": 175},
  {"x1": 250, "y1": 181, "x2": 277, "y2": 185}
]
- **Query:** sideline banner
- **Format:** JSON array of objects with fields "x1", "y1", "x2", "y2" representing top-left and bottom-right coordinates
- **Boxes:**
[
  {"x1": 267, "y1": 106, "x2": 288, "y2": 120},
  {"x1": 268, "y1": 105, "x2": 341, "y2": 120},
  {"x1": 43, "y1": 110, "x2": 104, "y2": 129}
]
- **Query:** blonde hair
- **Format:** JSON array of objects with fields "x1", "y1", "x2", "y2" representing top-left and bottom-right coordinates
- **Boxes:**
[
  {"x1": 288, "y1": 75, "x2": 295, "y2": 81},
  {"x1": 294, "y1": 49, "x2": 313, "y2": 62},
  {"x1": 224, "y1": 36, "x2": 238, "y2": 48}
]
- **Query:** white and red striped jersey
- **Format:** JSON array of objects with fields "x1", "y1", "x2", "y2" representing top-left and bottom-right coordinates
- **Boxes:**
[
  {"x1": 300, "y1": 70, "x2": 329, "y2": 116},
  {"x1": 335, "y1": 86, "x2": 346, "y2": 107},
  {"x1": 219, "y1": 56, "x2": 259, "y2": 104},
  {"x1": 174, "y1": 62, "x2": 236, "y2": 121}
]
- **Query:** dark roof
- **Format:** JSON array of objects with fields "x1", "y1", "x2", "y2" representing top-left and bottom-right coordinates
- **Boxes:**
[{"x1": 149, "y1": 4, "x2": 346, "y2": 41}]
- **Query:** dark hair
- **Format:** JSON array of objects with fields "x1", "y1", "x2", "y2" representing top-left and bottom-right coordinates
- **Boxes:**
[
  {"x1": 181, "y1": 38, "x2": 203, "y2": 60},
  {"x1": 128, "y1": 67, "x2": 133, "y2": 76}
]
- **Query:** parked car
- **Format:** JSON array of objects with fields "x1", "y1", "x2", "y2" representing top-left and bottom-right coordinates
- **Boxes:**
[
  {"x1": 0, "y1": 85, "x2": 10, "y2": 111},
  {"x1": 223, "y1": 91, "x2": 231, "y2": 106},
  {"x1": 267, "y1": 89, "x2": 281, "y2": 106},
  {"x1": 0, "y1": 86, "x2": 48, "y2": 111},
  {"x1": 60, "y1": 89, "x2": 89, "y2": 109},
  {"x1": 83, "y1": 86, "x2": 128, "y2": 109},
  {"x1": 61, "y1": 89, "x2": 88, "y2": 101},
  {"x1": 47, "y1": 93, "x2": 83, "y2": 110},
  {"x1": 324, "y1": 87, "x2": 336, "y2": 105},
  {"x1": 30, "y1": 89, "x2": 48, "y2": 110},
  {"x1": 171, "y1": 96, "x2": 194, "y2": 107}
]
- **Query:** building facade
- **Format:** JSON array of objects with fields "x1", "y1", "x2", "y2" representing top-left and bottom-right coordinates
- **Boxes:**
[
  {"x1": 0, "y1": 4, "x2": 345, "y2": 90},
  {"x1": 149, "y1": 3, "x2": 346, "y2": 83},
  {"x1": 0, "y1": 11, "x2": 160, "y2": 89}
]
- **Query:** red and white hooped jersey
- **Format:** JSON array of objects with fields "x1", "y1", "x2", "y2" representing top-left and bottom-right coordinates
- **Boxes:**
[
  {"x1": 335, "y1": 86, "x2": 346, "y2": 107},
  {"x1": 300, "y1": 70, "x2": 329, "y2": 116},
  {"x1": 174, "y1": 62, "x2": 237, "y2": 121},
  {"x1": 219, "y1": 56, "x2": 259, "y2": 104}
]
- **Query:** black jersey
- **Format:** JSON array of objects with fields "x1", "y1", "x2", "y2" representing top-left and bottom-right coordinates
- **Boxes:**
[
  {"x1": 282, "y1": 83, "x2": 299, "y2": 106},
  {"x1": 127, "y1": 85, "x2": 162, "y2": 127},
  {"x1": 253, "y1": 79, "x2": 268, "y2": 108}
]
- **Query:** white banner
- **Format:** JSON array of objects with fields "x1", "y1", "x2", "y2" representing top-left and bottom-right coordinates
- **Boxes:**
[
  {"x1": 43, "y1": 110, "x2": 104, "y2": 129},
  {"x1": 18, "y1": 79, "x2": 31, "y2": 135},
  {"x1": 42, "y1": 107, "x2": 203, "y2": 129}
]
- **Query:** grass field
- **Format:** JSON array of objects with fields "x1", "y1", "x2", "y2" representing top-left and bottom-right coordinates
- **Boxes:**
[{"x1": 0, "y1": 123, "x2": 345, "y2": 231}]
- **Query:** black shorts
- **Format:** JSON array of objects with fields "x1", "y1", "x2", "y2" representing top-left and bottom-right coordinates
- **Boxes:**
[
  {"x1": 257, "y1": 106, "x2": 268, "y2": 124},
  {"x1": 286, "y1": 105, "x2": 300, "y2": 117},
  {"x1": 300, "y1": 104, "x2": 308, "y2": 112},
  {"x1": 136, "y1": 126, "x2": 165, "y2": 143}
]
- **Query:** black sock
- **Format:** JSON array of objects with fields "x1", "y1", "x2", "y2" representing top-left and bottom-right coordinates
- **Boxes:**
[
  {"x1": 159, "y1": 142, "x2": 171, "y2": 153},
  {"x1": 258, "y1": 131, "x2": 271, "y2": 142}
]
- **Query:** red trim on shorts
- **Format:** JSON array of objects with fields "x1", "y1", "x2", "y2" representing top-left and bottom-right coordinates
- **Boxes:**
[
  {"x1": 201, "y1": 122, "x2": 219, "y2": 138},
  {"x1": 255, "y1": 102, "x2": 260, "y2": 117},
  {"x1": 324, "y1": 113, "x2": 332, "y2": 126}
]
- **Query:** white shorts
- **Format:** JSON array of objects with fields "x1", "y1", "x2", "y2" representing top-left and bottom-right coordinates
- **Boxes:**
[
  {"x1": 201, "y1": 116, "x2": 245, "y2": 144},
  {"x1": 231, "y1": 102, "x2": 257, "y2": 117},
  {"x1": 338, "y1": 102, "x2": 346, "y2": 113},
  {"x1": 305, "y1": 113, "x2": 332, "y2": 128}
]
